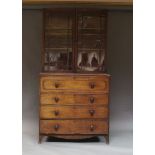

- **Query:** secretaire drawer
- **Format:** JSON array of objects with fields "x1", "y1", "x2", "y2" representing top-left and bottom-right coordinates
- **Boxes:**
[
  {"x1": 40, "y1": 120, "x2": 108, "y2": 134},
  {"x1": 40, "y1": 75, "x2": 110, "y2": 93},
  {"x1": 40, "y1": 93, "x2": 109, "y2": 105},
  {"x1": 40, "y1": 105, "x2": 108, "y2": 119}
]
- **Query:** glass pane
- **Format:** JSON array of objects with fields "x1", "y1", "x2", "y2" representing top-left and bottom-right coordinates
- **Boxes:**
[
  {"x1": 43, "y1": 11, "x2": 73, "y2": 72},
  {"x1": 77, "y1": 13, "x2": 106, "y2": 72}
]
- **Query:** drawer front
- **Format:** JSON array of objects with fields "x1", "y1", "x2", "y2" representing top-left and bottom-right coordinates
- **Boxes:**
[
  {"x1": 40, "y1": 93, "x2": 74, "y2": 105},
  {"x1": 40, "y1": 120, "x2": 108, "y2": 134},
  {"x1": 40, "y1": 75, "x2": 109, "y2": 93},
  {"x1": 40, "y1": 93, "x2": 108, "y2": 105},
  {"x1": 74, "y1": 94, "x2": 108, "y2": 105},
  {"x1": 40, "y1": 106, "x2": 108, "y2": 119}
]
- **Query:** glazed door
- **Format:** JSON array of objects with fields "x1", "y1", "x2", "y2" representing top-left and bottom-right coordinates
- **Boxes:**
[
  {"x1": 43, "y1": 9, "x2": 74, "y2": 72},
  {"x1": 42, "y1": 9, "x2": 107, "y2": 73},
  {"x1": 76, "y1": 9, "x2": 107, "y2": 72}
]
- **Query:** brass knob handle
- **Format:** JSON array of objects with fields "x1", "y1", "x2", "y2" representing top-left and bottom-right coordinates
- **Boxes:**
[
  {"x1": 55, "y1": 83, "x2": 59, "y2": 88},
  {"x1": 89, "y1": 82, "x2": 95, "y2": 89},
  {"x1": 54, "y1": 110, "x2": 59, "y2": 116},
  {"x1": 54, "y1": 124, "x2": 59, "y2": 131},
  {"x1": 89, "y1": 97, "x2": 95, "y2": 103},
  {"x1": 54, "y1": 97, "x2": 59, "y2": 103},
  {"x1": 89, "y1": 110, "x2": 95, "y2": 116},
  {"x1": 90, "y1": 124, "x2": 95, "y2": 131}
]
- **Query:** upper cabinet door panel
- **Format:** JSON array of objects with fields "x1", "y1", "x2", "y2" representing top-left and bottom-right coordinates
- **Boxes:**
[
  {"x1": 43, "y1": 10, "x2": 74, "y2": 72},
  {"x1": 76, "y1": 9, "x2": 107, "y2": 72}
]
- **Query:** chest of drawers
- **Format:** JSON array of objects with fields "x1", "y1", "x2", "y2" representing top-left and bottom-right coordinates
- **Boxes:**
[{"x1": 39, "y1": 73, "x2": 110, "y2": 143}]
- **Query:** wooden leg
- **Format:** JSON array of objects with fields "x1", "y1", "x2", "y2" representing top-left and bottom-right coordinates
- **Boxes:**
[
  {"x1": 104, "y1": 134, "x2": 109, "y2": 144},
  {"x1": 38, "y1": 135, "x2": 43, "y2": 144}
]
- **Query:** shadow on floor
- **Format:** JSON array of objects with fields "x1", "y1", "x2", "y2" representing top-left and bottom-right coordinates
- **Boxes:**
[{"x1": 47, "y1": 136, "x2": 100, "y2": 143}]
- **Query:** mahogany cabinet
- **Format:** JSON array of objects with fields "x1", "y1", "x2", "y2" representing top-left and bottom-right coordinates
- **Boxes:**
[{"x1": 39, "y1": 8, "x2": 110, "y2": 143}]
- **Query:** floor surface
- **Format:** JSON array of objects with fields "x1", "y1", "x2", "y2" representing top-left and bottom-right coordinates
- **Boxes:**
[{"x1": 23, "y1": 112, "x2": 132, "y2": 155}]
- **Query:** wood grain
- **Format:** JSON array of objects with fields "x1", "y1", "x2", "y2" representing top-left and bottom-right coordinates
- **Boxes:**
[
  {"x1": 40, "y1": 93, "x2": 109, "y2": 105},
  {"x1": 40, "y1": 105, "x2": 108, "y2": 119},
  {"x1": 40, "y1": 119, "x2": 108, "y2": 134},
  {"x1": 40, "y1": 75, "x2": 109, "y2": 93}
]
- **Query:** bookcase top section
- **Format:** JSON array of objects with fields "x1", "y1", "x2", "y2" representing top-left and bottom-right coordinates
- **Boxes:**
[{"x1": 23, "y1": 0, "x2": 133, "y2": 6}]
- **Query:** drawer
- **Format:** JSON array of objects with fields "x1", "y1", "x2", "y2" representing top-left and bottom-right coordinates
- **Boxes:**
[
  {"x1": 40, "y1": 120, "x2": 108, "y2": 134},
  {"x1": 40, "y1": 75, "x2": 109, "y2": 93},
  {"x1": 40, "y1": 93, "x2": 108, "y2": 105},
  {"x1": 74, "y1": 94, "x2": 108, "y2": 105},
  {"x1": 40, "y1": 93, "x2": 74, "y2": 105},
  {"x1": 40, "y1": 106, "x2": 108, "y2": 119}
]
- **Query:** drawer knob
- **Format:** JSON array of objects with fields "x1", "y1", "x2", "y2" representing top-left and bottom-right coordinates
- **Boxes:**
[
  {"x1": 89, "y1": 109, "x2": 95, "y2": 116},
  {"x1": 89, "y1": 97, "x2": 95, "y2": 103},
  {"x1": 54, "y1": 124, "x2": 59, "y2": 131},
  {"x1": 54, "y1": 97, "x2": 59, "y2": 103},
  {"x1": 90, "y1": 124, "x2": 95, "y2": 131},
  {"x1": 55, "y1": 83, "x2": 59, "y2": 88},
  {"x1": 89, "y1": 82, "x2": 95, "y2": 89},
  {"x1": 54, "y1": 110, "x2": 59, "y2": 116}
]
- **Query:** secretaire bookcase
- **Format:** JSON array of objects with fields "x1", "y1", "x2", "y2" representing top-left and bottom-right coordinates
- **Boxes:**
[{"x1": 39, "y1": 8, "x2": 111, "y2": 144}]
